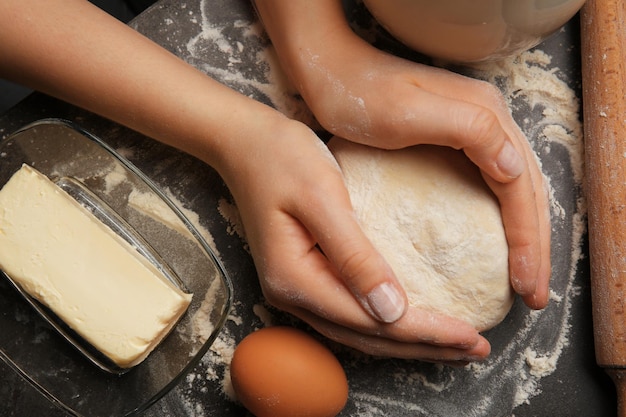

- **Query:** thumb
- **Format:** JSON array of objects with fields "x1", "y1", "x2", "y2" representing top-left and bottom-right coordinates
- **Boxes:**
[
  {"x1": 302, "y1": 195, "x2": 408, "y2": 324},
  {"x1": 333, "y1": 236, "x2": 408, "y2": 323}
]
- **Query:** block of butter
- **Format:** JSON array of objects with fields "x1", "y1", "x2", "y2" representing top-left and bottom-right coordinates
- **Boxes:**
[{"x1": 0, "y1": 164, "x2": 192, "y2": 368}]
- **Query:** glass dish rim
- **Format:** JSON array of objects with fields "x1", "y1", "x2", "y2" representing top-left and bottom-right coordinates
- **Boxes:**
[{"x1": 0, "y1": 118, "x2": 235, "y2": 416}]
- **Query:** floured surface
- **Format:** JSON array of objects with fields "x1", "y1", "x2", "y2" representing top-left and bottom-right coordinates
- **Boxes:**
[
  {"x1": 127, "y1": 1, "x2": 589, "y2": 416},
  {"x1": 0, "y1": 1, "x2": 596, "y2": 416}
]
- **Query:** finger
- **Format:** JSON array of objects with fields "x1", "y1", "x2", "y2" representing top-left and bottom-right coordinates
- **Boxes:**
[
  {"x1": 481, "y1": 139, "x2": 551, "y2": 307},
  {"x1": 321, "y1": 222, "x2": 408, "y2": 324},
  {"x1": 483, "y1": 172, "x2": 541, "y2": 298},
  {"x1": 454, "y1": 81, "x2": 552, "y2": 308},
  {"x1": 261, "y1": 212, "x2": 483, "y2": 348},
  {"x1": 493, "y1": 123, "x2": 551, "y2": 308},
  {"x1": 362, "y1": 87, "x2": 546, "y2": 300},
  {"x1": 483, "y1": 88, "x2": 553, "y2": 309},
  {"x1": 406, "y1": 76, "x2": 552, "y2": 307},
  {"x1": 291, "y1": 175, "x2": 409, "y2": 324},
  {"x1": 397, "y1": 69, "x2": 526, "y2": 183},
  {"x1": 293, "y1": 307, "x2": 491, "y2": 362},
  {"x1": 519, "y1": 169, "x2": 552, "y2": 309},
  {"x1": 367, "y1": 88, "x2": 526, "y2": 184}
]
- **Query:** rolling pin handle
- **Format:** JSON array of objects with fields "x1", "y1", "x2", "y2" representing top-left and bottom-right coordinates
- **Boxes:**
[{"x1": 607, "y1": 370, "x2": 626, "y2": 417}]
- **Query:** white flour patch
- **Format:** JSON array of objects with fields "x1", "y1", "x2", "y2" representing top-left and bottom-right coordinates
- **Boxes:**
[
  {"x1": 217, "y1": 197, "x2": 247, "y2": 251},
  {"x1": 103, "y1": 163, "x2": 127, "y2": 193}
]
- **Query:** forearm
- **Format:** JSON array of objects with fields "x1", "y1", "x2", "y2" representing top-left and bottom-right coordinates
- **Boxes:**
[
  {"x1": 0, "y1": 0, "x2": 282, "y2": 176},
  {"x1": 253, "y1": 0, "x2": 362, "y2": 103}
]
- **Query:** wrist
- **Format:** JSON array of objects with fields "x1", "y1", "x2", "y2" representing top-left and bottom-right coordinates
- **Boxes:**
[
  {"x1": 204, "y1": 108, "x2": 309, "y2": 185},
  {"x1": 254, "y1": 1, "x2": 358, "y2": 104}
]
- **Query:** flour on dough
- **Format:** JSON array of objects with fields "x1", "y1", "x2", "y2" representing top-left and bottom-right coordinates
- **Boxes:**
[{"x1": 328, "y1": 137, "x2": 513, "y2": 331}]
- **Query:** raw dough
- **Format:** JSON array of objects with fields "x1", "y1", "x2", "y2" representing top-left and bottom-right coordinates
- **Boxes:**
[{"x1": 328, "y1": 137, "x2": 513, "y2": 331}]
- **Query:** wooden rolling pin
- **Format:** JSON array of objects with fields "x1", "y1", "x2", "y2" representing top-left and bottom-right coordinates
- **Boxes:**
[{"x1": 580, "y1": 0, "x2": 626, "y2": 414}]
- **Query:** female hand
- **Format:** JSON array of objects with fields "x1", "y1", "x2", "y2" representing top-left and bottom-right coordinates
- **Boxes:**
[
  {"x1": 217, "y1": 116, "x2": 491, "y2": 361},
  {"x1": 254, "y1": 0, "x2": 551, "y2": 310}
]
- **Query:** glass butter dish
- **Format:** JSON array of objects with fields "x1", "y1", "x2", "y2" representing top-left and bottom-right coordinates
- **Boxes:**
[{"x1": 0, "y1": 119, "x2": 233, "y2": 416}]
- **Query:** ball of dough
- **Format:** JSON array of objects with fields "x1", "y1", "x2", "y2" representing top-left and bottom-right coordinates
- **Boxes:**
[{"x1": 328, "y1": 137, "x2": 514, "y2": 331}]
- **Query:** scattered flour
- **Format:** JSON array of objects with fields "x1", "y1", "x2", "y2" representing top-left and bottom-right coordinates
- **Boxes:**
[
  {"x1": 163, "y1": 188, "x2": 220, "y2": 255},
  {"x1": 524, "y1": 347, "x2": 560, "y2": 378},
  {"x1": 217, "y1": 197, "x2": 247, "y2": 247},
  {"x1": 252, "y1": 303, "x2": 274, "y2": 327},
  {"x1": 103, "y1": 163, "x2": 127, "y2": 193},
  {"x1": 128, "y1": 189, "x2": 196, "y2": 241},
  {"x1": 101, "y1": 165, "x2": 220, "y2": 255},
  {"x1": 127, "y1": 2, "x2": 586, "y2": 416},
  {"x1": 200, "y1": 43, "x2": 586, "y2": 417},
  {"x1": 172, "y1": 32, "x2": 586, "y2": 417},
  {"x1": 472, "y1": 49, "x2": 584, "y2": 183},
  {"x1": 189, "y1": 277, "x2": 222, "y2": 347}
]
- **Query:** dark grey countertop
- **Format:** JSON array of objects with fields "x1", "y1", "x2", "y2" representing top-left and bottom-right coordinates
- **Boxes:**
[{"x1": 0, "y1": 1, "x2": 617, "y2": 416}]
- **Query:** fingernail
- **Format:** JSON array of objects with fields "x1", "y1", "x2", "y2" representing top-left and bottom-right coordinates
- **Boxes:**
[
  {"x1": 367, "y1": 282, "x2": 405, "y2": 323},
  {"x1": 497, "y1": 141, "x2": 524, "y2": 178}
]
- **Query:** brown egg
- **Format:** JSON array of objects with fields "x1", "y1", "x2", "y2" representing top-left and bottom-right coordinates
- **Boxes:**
[{"x1": 230, "y1": 326, "x2": 349, "y2": 417}]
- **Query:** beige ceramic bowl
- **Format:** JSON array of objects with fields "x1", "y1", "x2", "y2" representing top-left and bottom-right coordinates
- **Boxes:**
[{"x1": 362, "y1": 0, "x2": 586, "y2": 62}]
